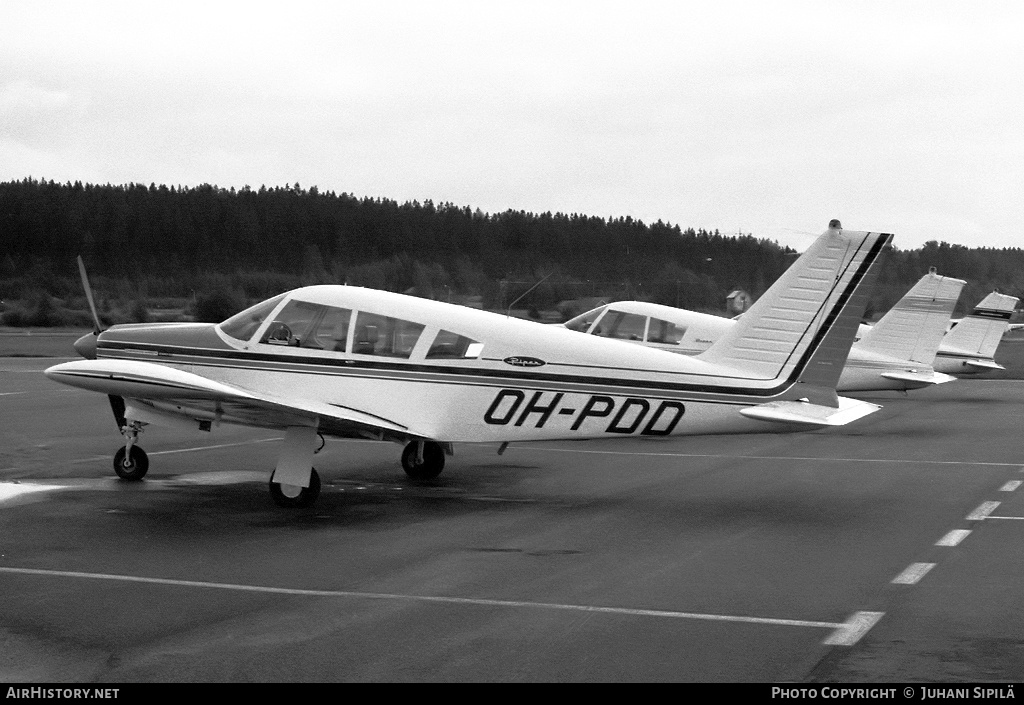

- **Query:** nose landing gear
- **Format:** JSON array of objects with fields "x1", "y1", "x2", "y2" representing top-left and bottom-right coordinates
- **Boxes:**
[{"x1": 113, "y1": 420, "x2": 149, "y2": 481}]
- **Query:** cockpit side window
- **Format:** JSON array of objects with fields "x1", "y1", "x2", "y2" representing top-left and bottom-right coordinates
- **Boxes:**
[
  {"x1": 260, "y1": 300, "x2": 327, "y2": 348},
  {"x1": 426, "y1": 330, "x2": 483, "y2": 359},
  {"x1": 310, "y1": 306, "x2": 351, "y2": 352},
  {"x1": 593, "y1": 311, "x2": 647, "y2": 341},
  {"x1": 564, "y1": 306, "x2": 606, "y2": 333},
  {"x1": 219, "y1": 294, "x2": 286, "y2": 342},
  {"x1": 352, "y1": 312, "x2": 425, "y2": 358},
  {"x1": 647, "y1": 317, "x2": 685, "y2": 345}
]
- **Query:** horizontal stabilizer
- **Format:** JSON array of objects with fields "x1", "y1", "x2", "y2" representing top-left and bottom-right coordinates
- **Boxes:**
[
  {"x1": 739, "y1": 397, "x2": 880, "y2": 427},
  {"x1": 965, "y1": 359, "x2": 1004, "y2": 371},
  {"x1": 879, "y1": 370, "x2": 956, "y2": 387}
]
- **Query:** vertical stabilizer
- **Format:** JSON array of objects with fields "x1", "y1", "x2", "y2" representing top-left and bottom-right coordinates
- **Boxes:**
[
  {"x1": 858, "y1": 270, "x2": 965, "y2": 364},
  {"x1": 698, "y1": 221, "x2": 892, "y2": 406},
  {"x1": 940, "y1": 291, "x2": 1020, "y2": 358}
]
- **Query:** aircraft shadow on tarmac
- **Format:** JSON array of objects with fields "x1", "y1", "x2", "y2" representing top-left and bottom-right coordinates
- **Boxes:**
[{"x1": 41, "y1": 459, "x2": 879, "y2": 536}]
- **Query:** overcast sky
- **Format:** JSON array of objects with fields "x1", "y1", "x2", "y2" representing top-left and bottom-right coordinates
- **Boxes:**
[{"x1": 2, "y1": 1, "x2": 1021, "y2": 250}]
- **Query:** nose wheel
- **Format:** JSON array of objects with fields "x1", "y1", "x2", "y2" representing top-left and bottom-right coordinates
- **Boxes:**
[
  {"x1": 113, "y1": 420, "x2": 148, "y2": 480},
  {"x1": 113, "y1": 445, "x2": 149, "y2": 481}
]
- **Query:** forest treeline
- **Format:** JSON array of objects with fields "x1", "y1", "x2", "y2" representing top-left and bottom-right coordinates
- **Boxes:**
[{"x1": 1, "y1": 177, "x2": 1022, "y2": 325}]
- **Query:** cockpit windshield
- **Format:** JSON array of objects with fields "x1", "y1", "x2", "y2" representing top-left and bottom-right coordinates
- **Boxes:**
[
  {"x1": 218, "y1": 294, "x2": 286, "y2": 342},
  {"x1": 565, "y1": 305, "x2": 686, "y2": 345},
  {"x1": 564, "y1": 306, "x2": 606, "y2": 333}
]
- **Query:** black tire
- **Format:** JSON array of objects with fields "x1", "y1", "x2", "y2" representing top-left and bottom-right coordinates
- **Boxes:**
[
  {"x1": 113, "y1": 446, "x2": 149, "y2": 481},
  {"x1": 269, "y1": 468, "x2": 321, "y2": 508},
  {"x1": 401, "y1": 441, "x2": 445, "y2": 481}
]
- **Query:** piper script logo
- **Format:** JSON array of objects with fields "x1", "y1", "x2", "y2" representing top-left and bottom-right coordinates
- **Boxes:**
[{"x1": 503, "y1": 356, "x2": 546, "y2": 368}]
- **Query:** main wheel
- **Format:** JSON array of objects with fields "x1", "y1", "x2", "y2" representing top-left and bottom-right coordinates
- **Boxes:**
[
  {"x1": 401, "y1": 441, "x2": 445, "y2": 481},
  {"x1": 113, "y1": 446, "x2": 149, "y2": 481},
  {"x1": 269, "y1": 467, "x2": 321, "y2": 508}
]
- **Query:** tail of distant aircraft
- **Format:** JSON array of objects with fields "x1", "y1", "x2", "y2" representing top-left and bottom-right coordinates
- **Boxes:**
[
  {"x1": 857, "y1": 269, "x2": 965, "y2": 365},
  {"x1": 698, "y1": 220, "x2": 892, "y2": 409},
  {"x1": 937, "y1": 291, "x2": 1020, "y2": 370}
]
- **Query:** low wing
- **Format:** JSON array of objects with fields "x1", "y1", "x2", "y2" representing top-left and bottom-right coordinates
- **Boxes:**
[{"x1": 44, "y1": 359, "x2": 421, "y2": 443}]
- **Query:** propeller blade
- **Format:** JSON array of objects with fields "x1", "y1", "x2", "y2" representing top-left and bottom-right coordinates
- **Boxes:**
[{"x1": 77, "y1": 255, "x2": 102, "y2": 335}]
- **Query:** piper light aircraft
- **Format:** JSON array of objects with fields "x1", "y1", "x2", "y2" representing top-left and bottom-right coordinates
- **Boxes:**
[
  {"x1": 45, "y1": 221, "x2": 890, "y2": 508},
  {"x1": 931, "y1": 291, "x2": 1020, "y2": 374},
  {"x1": 565, "y1": 268, "x2": 964, "y2": 393}
]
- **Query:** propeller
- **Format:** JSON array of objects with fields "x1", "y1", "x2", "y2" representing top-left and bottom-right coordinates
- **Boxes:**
[
  {"x1": 73, "y1": 256, "x2": 126, "y2": 429},
  {"x1": 73, "y1": 255, "x2": 102, "y2": 359}
]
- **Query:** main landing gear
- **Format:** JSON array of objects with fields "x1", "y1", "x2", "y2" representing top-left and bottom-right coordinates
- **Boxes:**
[
  {"x1": 269, "y1": 468, "x2": 322, "y2": 508},
  {"x1": 105, "y1": 422, "x2": 445, "y2": 508},
  {"x1": 401, "y1": 440, "x2": 445, "y2": 481},
  {"x1": 113, "y1": 420, "x2": 149, "y2": 481}
]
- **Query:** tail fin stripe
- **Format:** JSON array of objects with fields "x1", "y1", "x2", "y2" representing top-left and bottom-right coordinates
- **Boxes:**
[{"x1": 783, "y1": 231, "x2": 886, "y2": 378}]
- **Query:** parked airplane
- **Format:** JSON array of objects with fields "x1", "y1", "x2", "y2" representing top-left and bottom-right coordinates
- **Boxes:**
[
  {"x1": 564, "y1": 269, "x2": 964, "y2": 393},
  {"x1": 45, "y1": 221, "x2": 890, "y2": 508},
  {"x1": 931, "y1": 291, "x2": 1020, "y2": 374}
]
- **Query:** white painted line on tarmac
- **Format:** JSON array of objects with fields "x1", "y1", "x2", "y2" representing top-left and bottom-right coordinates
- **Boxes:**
[
  {"x1": 823, "y1": 611, "x2": 885, "y2": 646},
  {"x1": 0, "y1": 390, "x2": 80, "y2": 396},
  {"x1": 71, "y1": 437, "x2": 282, "y2": 464},
  {"x1": 999, "y1": 481, "x2": 1021, "y2": 492},
  {"x1": 147, "y1": 437, "x2": 282, "y2": 457},
  {"x1": 892, "y1": 563, "x2": 935, "y2": 585},
  {"x1": 517, "y1": 446, "x2": 1024, "y2": 468},
  {"x1": 0, "y1": 566, "x2": 875, "y2": 643},
  {"x1": 966, "y1": 501, "x2": 1000, "y2": 521},
  {"x1": 935, "y1": 530, "x2": 971, "y2": 547},
  {"x1": 0, "y1": 483, "x2": 64, "y2": 502}
]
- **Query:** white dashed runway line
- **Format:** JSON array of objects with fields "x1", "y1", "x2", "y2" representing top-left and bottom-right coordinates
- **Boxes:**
[
  {"x1": 935, "y1": 529, "x2": 971, "y2": 547},
  {"x1": 893, "y1": 474, "x2": 1023, "y2": 592},
  {"x1": 892, "y1": 563, "x2": 936, "y2": 585},
  {"x1": 0, "y1": 565, "x2": 882, "y2": 646},
  {"x1": 967, "y1": 501, "x2": 1001, "y2": 521}
]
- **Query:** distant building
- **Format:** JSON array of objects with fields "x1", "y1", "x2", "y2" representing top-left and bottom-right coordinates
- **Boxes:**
[{"x1": 726, "y1": 289, "x2": 753, "y2": 315}]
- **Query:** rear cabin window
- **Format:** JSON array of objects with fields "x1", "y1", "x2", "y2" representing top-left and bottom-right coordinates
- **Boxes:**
[
  {"x1": 219, "y1": 294, "x2": 286, "y2": 342},
  {"x1": 352, "y1": 312, "x2": 425, "y2": 358},
  {"x1": 426, "y1": 330, "x2": 483, "y2": 359},
  {"x1": 646, "y1": 317, "x2": 685, "y2": 345}
]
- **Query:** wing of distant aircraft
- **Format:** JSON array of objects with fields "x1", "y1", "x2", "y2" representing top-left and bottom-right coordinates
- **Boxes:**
[
  {"x1": 565, "y1": 269, "x2": 965, "y2": 393},
  {"x1": 932, "y1": 291, "x2": 1020, "y2": 374},
  {"x1": 46, "y1": 221, "x2": 891, "y2": 508}
]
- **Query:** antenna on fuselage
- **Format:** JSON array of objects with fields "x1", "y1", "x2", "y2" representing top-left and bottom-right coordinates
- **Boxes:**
[{"x1": 506, "y1": 272, "x2": 553, "y2": 319}]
